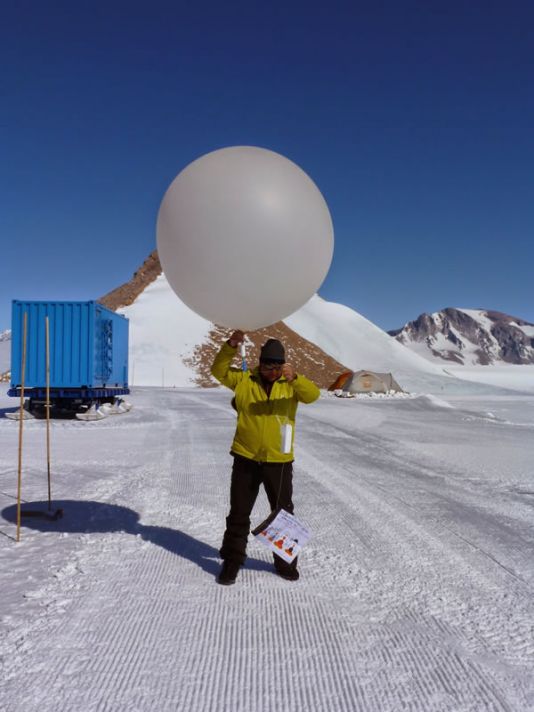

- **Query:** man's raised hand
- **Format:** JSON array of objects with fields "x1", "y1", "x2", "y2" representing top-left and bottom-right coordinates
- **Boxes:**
[
  {"x1": 228, "y1": 330, "x2": 245, "y2": 348},
  {"x1": 282, "y1": 364, "x2": 296, "y2": 382}
]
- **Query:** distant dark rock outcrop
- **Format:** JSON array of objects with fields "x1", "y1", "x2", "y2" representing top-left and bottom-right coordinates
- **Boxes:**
[
  {"x1": 99, "y1": 250, "x2": 162, "y2": 311},
  {"x1": 389, "y1": 308, "x2": 534, "y2": 365}
]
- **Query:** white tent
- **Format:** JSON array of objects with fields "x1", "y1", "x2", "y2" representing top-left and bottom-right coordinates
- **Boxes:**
[{"x1": 329, "y1": 370, "x2": 404, "y2": 394}]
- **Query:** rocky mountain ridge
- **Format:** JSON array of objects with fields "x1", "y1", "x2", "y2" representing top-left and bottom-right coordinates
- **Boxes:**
[
  {"x1": 389, "y1": 308, "x2": 534, "y2": 365},
  {"x1": 99, "y1": 250, "x2": 162, "y2": 311}
]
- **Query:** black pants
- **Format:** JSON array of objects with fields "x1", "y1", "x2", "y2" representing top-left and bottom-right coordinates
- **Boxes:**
[{"x1": 220, "y1": 454, "x2": 297, "y2": 570}]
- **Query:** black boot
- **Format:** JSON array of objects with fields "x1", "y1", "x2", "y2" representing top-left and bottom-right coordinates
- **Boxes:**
[
  {"x1": 217, "y1": 560, "x2": 241, "y2": 585},
  {"x1": 274, "y1": 556, "x2": 299, "y2": 581}
]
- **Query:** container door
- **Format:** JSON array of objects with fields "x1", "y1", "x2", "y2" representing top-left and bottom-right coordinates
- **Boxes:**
[{"x1": 94, "y1": 309, "x2": 113, "y2": 385}]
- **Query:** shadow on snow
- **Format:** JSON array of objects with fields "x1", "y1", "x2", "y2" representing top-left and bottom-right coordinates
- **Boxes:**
[{"x1": 1, "y1": 499, "x2": 272, "y2": 577}]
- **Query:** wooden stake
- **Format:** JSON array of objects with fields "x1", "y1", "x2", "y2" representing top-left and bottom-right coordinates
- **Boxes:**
[
  {"x1": 45, "y1": 316, "x2": 52, "y2": 510},
  {"x1": 16, "y1": 313, "x2": 28, "y2": 542}
]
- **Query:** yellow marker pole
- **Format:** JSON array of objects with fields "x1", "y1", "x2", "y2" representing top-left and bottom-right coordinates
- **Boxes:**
[
  {"x1": 45, "y1": 316, "x2": 52, "y2": 510},
  {"x1": 16, "y1": 312, "x2": 28, "y2": 542}
]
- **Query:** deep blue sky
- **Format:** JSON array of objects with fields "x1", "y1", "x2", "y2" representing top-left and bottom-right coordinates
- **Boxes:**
[{"x1": 2, "y1": 1, "x2": 533, "y2": 332}]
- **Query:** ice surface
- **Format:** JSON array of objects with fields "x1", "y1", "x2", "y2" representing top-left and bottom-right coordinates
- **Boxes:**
[
  {"x1": 1, "y1": 384, "x2": 534, "y2": 711},
  {"x1": 446, "y1": 365, "x2": 534, "y2": 394}
]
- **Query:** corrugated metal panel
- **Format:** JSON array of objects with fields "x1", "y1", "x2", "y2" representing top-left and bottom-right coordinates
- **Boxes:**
[{"x1": 10, "y1": 301, "x2": 129, "y2": 389}]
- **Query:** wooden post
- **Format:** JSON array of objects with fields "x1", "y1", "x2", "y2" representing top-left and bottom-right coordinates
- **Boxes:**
[
  {"x1": 45, "y1": 316, "x2": 52, "y2": 510},
  {"x1": 16, "y1": 312, "x2": 28, "y2": 542}
]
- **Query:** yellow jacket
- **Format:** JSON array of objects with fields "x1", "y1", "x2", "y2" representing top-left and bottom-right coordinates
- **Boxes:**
[{"x1": 211, "y1": 342, "x2": 320, "y2": 462}]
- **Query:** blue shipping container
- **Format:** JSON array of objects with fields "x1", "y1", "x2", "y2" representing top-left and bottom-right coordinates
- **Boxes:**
[{"x1": 10, "y1": 301, "x2": 129, "y2": 391}]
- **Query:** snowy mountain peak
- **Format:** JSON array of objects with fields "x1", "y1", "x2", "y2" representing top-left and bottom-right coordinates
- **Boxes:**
[
  {"x1": 389, "y1": 308, "x2": 534, "y2": 366},
  {"x1": 99, "y1": 252, "x2": 444, "y2": 389}
]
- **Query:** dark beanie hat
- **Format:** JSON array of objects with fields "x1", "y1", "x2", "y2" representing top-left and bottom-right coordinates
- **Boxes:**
[{"x1": 260, "y1": 339, "x2": 285, "y2": 363}]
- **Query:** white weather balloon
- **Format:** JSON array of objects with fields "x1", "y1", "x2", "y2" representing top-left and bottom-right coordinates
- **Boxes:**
[{"x1": 156, "y1": 146, "x2": 334, "y2": 330}]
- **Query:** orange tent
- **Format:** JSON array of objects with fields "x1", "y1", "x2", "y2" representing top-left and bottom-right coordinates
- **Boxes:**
[{"x1": 328, "y1": 371, "x2": 353, "y2": 391}]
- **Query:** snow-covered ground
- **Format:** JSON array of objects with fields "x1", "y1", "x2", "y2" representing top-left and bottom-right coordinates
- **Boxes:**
[
  {"x1": 445, "y1": 365, "x2": 534, "y2": 394},
  {"x1": 1, "y1": 384, "x2": 534, "y2": 711}
]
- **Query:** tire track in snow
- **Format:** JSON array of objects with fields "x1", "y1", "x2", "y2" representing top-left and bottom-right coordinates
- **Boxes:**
[
  {"x1": 175, "y1": 392, "x2": 527, "y2": 704},
  {"x1": 299, "y1": 407, "x2": 534, "y2": 588},
  {"x1": 168, "y1": 392, "x2": 528, "y2": 709},
  {"x1": 295, "y1": 413, "x2": 534, "y2": 709}
]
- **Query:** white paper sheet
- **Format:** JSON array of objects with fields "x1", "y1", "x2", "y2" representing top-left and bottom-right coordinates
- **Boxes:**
[{"x1": 254, "y1": 509, "x2": 311, "y2": 563}]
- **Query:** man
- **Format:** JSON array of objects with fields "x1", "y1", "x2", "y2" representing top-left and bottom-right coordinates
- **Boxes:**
[{"x1": 211, "y1": 330, "x2": 320, "y2": 585}]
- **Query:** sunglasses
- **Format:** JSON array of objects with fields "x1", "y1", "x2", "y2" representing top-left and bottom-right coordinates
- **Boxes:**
[{"x1": 260, "y1": 362, "x2": 284, "y2": 372}]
